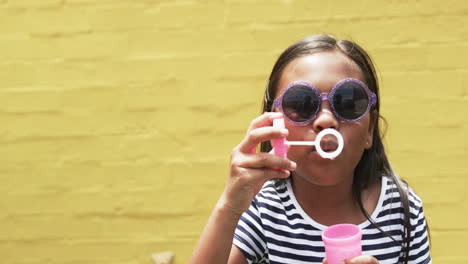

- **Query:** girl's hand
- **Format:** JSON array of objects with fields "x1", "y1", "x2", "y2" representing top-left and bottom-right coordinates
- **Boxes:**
[
  {"x1": 322, "y1": 256, "x2": 379, "y2": 264},
  {"x1": 218, "y1": 112, "x2": 296, "y2": 218}
]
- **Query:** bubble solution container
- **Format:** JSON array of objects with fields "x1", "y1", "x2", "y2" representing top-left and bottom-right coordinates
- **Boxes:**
[{"x1": 321, "y1": 224, "x2": 362, "y2": 264}]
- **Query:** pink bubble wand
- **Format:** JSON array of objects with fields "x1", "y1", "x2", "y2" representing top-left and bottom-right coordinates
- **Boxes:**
[{"x1": 272, "y1": 118, "x2": 344, "y2": 159}]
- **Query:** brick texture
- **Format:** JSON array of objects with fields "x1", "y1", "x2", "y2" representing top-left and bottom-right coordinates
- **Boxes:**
[{"x1": 1, "y1": 0, "x2": 467, "y2": 263}]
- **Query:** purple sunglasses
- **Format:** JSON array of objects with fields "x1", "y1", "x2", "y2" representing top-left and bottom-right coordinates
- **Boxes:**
[{"x1": 273, "y1": 78, "x2": 377, "y2": 125}]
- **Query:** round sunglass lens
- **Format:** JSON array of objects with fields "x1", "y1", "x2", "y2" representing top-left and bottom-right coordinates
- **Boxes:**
[
  {"x1": 282, "y1": 85, "x2": 319, "y2": 123},
  {"x1": 333, "y1": 82, "x2": 369, "y2": 120}
]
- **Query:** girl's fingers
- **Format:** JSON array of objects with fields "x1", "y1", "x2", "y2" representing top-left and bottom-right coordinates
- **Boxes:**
[
  {"x1": 244, "y1": 167, "x2": 291, "y2": 181},
  {"x1": 237, "y1": 112, "x2": 284, "y2": 154},
  {"x1": 269, "y1": 144, "x2": 291, "y2": 154},
  {"x1": 235, "y1": 152, "x2": 296, "y2": 171},
  {"x1": 247, "y1": 112, "x2": 282, "y2": 131},
  {"x1": 344, "y1": 256, "x2": 379, "y2": 264},
  {"x1": 323, "y1": 256, "x2": 378, "y2": 264},
  {"x1": 238, "y1": 126, "x2": 288, "y2": 154}
]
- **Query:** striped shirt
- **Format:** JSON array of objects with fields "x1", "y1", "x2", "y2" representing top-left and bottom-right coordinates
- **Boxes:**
[{"x1": 233, "y1": 176, "x2": 431, "y2": 264}]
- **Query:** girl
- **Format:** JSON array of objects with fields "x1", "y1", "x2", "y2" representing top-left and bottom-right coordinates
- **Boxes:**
[{"x1": 189, "y1": 35, "x2": 431, "y2": 264}]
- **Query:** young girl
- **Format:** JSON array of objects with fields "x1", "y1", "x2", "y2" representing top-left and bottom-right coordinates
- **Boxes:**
[{"x1": 189, "y1": 35, "x2": 431, "y2": 264}]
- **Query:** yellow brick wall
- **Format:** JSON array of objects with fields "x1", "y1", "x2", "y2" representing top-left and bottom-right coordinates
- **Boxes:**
[{"x1": 1, "y1": 0, "x2": 467, "y2": 263}]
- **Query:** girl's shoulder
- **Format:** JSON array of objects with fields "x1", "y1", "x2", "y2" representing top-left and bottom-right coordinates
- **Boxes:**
[
  {"x1": 251, "y1": 179, "x2": 298, "y2": 214},
  {"x1": 257, "y1": 179, "x2": 289, "y2": 196},
  {"x1": 381, "y1": 175, "x2": 425, "y2": 213}
]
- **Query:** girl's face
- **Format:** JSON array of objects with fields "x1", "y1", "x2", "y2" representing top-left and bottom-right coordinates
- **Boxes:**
[{"x1": 275, "y1": 51, "x2": 375, "y2": 186}]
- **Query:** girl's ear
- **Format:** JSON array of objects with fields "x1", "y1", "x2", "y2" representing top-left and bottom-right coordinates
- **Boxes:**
[
  {"x1": 365, "y1": 132, "x2": 373, "y2": 149},
  {"x1": 365, "y1": 111, "x2": 377, "y2": 149}
]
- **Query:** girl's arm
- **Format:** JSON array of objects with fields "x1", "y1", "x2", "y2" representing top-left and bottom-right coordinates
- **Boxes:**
[
  {"x1": 188, "y1": 198, "x2": 246, "y2": 264},
  {"x1": 189, "y1": 112, "x2": 296, "y2": 264}
]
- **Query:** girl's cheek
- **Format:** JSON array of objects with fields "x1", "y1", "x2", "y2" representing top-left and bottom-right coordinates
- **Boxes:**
[{"x1": 286, "y1": 126, "x2": 308, "y2": 140}]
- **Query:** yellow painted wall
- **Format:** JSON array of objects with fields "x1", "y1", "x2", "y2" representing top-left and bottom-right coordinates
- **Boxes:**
[{"x1": 1, "y1": 0, "x2": 467, "y2": 263}]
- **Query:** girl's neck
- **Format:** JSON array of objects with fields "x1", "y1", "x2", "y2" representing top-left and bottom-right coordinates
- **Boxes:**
[{"x1": 290, "y1": 173, "x2": 368, "y2": 226}]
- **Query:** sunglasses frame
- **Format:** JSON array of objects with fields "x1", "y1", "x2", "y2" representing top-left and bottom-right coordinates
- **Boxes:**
[{"x1": 273, "y1": 78, "x2": 377, "y2": 126}]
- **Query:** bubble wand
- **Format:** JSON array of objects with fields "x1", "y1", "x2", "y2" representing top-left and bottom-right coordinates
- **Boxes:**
[{"x1": 272, "y1": 118, "x2": 344, "y2": 159}]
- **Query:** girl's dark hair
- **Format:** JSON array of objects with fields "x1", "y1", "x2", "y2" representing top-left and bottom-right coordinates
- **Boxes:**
[{"x1": 260, "y1": 35, "x2": 412, "y2": 263}]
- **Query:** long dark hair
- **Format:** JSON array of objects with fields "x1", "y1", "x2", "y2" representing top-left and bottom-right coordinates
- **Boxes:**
[{"x1": 260, "y1": 35, "x2": 412, "y2": 263}]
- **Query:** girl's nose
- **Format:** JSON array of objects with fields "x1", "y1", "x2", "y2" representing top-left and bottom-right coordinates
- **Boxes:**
[{"x1": 312, "y1": 101, "x2": 339, "y2": 132}]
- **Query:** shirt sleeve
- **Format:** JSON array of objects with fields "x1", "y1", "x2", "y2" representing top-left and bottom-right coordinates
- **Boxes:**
[
  {"x1": 233, "y1": 198, "x2": 268, "y2": 264},
  {"x1": 407, "y1": 191, "x2": 432, "y2": 264}
]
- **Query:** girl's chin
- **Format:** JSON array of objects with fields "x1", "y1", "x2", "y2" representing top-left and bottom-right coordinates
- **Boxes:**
[
  {"x1": 292, "y1": 170, "x2": 343, "y2": 187},
  {"x1": 289, "y1": 152, "x2": 350, "y2": 185},
  {"x1": 306, "y1": 150, "x2": 343, "y2": 162}
]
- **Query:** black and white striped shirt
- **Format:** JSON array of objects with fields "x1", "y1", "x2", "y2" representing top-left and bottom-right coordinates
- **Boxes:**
[{"x1": 234, "y1": 176, "x2": 431, "y2": 264}]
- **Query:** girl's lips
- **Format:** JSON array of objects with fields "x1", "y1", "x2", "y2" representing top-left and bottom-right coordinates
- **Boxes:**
[
  {"x1": 309, "y1": 139, "x2": 339, "y2": 153},
  {"x1": 320, "y1": 140, "x2": 339, "y2": 152}
]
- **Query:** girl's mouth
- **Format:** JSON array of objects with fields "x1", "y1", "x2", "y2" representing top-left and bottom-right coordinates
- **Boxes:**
[
  {"x1": 320, "y1": 140, "x2": 339, "y2": 152},
  {"x1": 310, "y1": 137, "x2": 339, "y2": 153}
]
